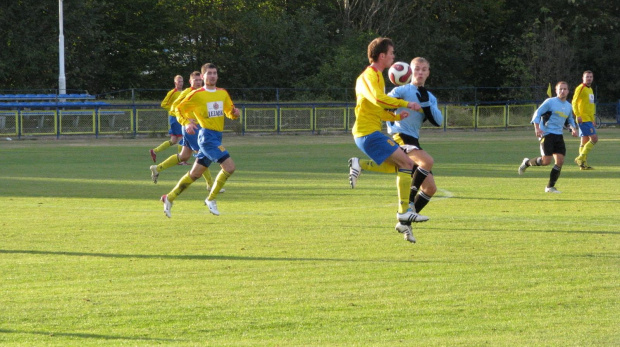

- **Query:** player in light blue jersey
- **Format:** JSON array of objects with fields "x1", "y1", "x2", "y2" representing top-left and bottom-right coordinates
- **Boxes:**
[
  {"x1": 518, "y1": 81, "x2": 578, "y2": 193},
  {"x1": 387, "y1": 57, "x2": 443, "y2": 242}
]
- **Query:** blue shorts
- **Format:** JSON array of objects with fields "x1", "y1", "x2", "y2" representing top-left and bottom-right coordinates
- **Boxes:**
[
  {"x1": 168, "y1": 116, "x2": 183, "y2": 136},
  {"x1": 197, "y1": 128, "x2": 230, "y2": 164},
  {"x1": 354, "y1": 131, "x2": 400, "y2": 165},
  {"x1": 181, "y1": 125, "x2": 201, "y2": 153},
  {"x1": 578, "y1": 121, "x2": 596, "y2": 137}
]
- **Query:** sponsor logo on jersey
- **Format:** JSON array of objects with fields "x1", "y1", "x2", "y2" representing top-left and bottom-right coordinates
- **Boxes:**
[{"x1": 207, "y1": 101, "x2": 224, "y2": 118}]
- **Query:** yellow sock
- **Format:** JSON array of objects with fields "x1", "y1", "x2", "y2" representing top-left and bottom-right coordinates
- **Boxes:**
[
  {"x1": 578, "y1": 145, "x2": 584, "y2": 155},
  {"x1": 167, "y1": 173, "x2": 196, "y2": 201},
  {"x1": 202, "y1": 167, "x2": 214, "y2": 188},
  {"x1": 396, "y1": 170, "x2": 413, "y2": 213},
  {"x1": 177, "y1": 145, "x2": 184, "y2": 155},
  {"x1": 154, "y1": 140, "x2": 172, "y2": 153},
  {"x1": 207, "y1": 169, "x2": 231, "y2": 201},
  {"x1": 157, "y1": 154, "x2": 180, "y2": 172},
  {"x1": 582, "y1": 140, "x2": 595, "y2": 156},
  {"x1": 360, "y1": 159, "x2": 397, "y2": 173}
]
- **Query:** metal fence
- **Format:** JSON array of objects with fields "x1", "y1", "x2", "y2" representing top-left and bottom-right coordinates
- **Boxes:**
[{"x1": 0, "y1": 102, "x2": 618, "y2": 138}]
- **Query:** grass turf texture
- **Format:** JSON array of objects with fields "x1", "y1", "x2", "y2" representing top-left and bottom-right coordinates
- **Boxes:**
[{"x1": 0, "y1": 129, "x2": 618, "y2": 346}]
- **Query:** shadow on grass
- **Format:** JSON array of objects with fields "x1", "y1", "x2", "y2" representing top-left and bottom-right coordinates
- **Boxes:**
[
  {"x1": 0, "y1": 249, "x2": 430, "y2": 263},
  {"x1": 449, "y1": 195, "x2": 620, "y2": 203},
  {"x1": 422, "y1": 225, "x2": 619, "y2": 235},
  {"x1": 0, "y1": 328, "x2": 183, "y2": 342}
]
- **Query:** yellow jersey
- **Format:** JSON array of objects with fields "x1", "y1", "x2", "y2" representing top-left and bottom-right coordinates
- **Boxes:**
[
  {"x1": 353, "y1": 66, "x2": 409, "y2": 137},
  {"x1": 176, "y1": 87, "x2": 238, "y2": 132},
  {"x1": 571, "y1": 83, "x2": 596, "y2": 122},
  {"x1": 161, "y1": 88, "x2": 182, "y2": 115},
  {"x1": 171, "y1": 87, "x2": 200, "y2": 123}
]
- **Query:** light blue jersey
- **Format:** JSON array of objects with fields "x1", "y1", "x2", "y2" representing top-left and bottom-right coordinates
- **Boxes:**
[
  {"x1": 532, "y1": 97, "x2": 576, "y2": 136},
  {"x1": 386, "y1": 84, "x2": 443, "y2": 139}
]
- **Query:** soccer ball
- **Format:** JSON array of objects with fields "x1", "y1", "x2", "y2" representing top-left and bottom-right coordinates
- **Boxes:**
[{"x1": 388, "y1": 62, "x2": 412, "y2": 86}]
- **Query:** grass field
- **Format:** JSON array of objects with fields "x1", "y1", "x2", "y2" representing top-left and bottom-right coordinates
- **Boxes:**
[{"x1": 0, "y1": 129, "x2": 618, "y2": 346}]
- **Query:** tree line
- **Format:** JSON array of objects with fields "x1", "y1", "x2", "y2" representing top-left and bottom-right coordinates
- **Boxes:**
[{"x1": 1, "y1": 0, "x2": 619, "y2": 102}]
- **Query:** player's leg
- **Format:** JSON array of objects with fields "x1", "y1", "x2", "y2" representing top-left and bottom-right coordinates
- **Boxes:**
[
  {"x1": 413, "y1": 173, "x2": 436, "y2": 213},
  {"x1": 160, "y1": 163, "x2": 203, "y2": 218},
  {"x1": 545, "y1": 136, "x2": 566, "y2": 193},
  {"x1": 407, "y1": 149, "x2": 433, "y2": 205},
  {"x1": 149, "y1": 145, "x2": 192, "y2": 183},
  {"x1": 575, "y1": 122, "x2": 597, "y2": 168},
  {"x1": 207, "y1": 157, "x2": 234, "y2": 200},
  {"x1": 200, "y1": 129, "x2": 234, "y2": 215},
  {"x1": 580, "y1": 129, "x2": 598, "y2": 169},
  {"x1": 150, "y1": 139, "x2": 173, "y2": 162},
  {"x1": 205, "y1": 157, "x2": 234, "y2": 216},
  {"x1": 151, "y1": 117, "x2": 182, "y2": 162},
  {"x1": 545, "y1": 153, "x2": 564, "y2": 193},
  {"x1": 164, "y1": 161, "x2": 207, "y2": 206},
  {"x1": 385, "y1": 149, "x2": 428, "y2": 223},
  {"x1": 349, "y1": 133, "x2": 401, "y2": 188}
]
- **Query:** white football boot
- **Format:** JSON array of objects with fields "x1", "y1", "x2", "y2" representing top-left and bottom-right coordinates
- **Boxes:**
[
  {"x1": 205, "y1": 199, "x2": 220, "y2": 216},
  {"x1": 150, "y1": 165, "x2": 159, "y2": 183},
  {"x1": 397, "y1": 209, "x2": 429, "y2": 223},
  {"x1": 161, "y1": 194, "x2": 172, "y2": 218},
  {"x1": 395, "y1": 222, "x2": 416, "y2": 243},
  {"x1": 545, "y1": 186, "x2": 561, "y2": 193},
  {"x1": 348, "y1": 157, "x2": 361, "y2": 188},
  {"x1": 518, "y1": 158, "x2": 529, "y2": 175}
]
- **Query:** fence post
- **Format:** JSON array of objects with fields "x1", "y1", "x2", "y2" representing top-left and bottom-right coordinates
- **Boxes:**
[
  {"x1": 56, "y1": 105, "x2": 60, "y2": 139},
  {"x1": 17, "y1": 108, "x2": 22, "y2": 139},
  {"x1": 276, "y1": 104, "x2": 281, "y2": 134},
  {"x1": 241, "y1": 106, "x2": 246, "y2": 135},
  {"x1": 474, "y1": 104, "x2": 478, "y2": 131},
  {"x1": 133, "y1": 105, "x2": 137, "y2": 137},
  {"x1": 95, "y1": 106, "x2": 99, "y2": 139}
]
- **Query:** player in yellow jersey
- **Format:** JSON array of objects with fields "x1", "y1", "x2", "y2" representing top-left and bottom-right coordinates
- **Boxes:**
[
  {"x1": 149, "y1": 71, "x2": 222, "y2": 193},
  {"x1": 347, "y1": 37, "x2": 429, "y2": 240},
  {"x1": 150, "y1": 75, "x2": 184, "y2": 162},
  {"x1": 572, "y1": 70, "x2": 598, "y2": 170},
  {"x1": 160, "y1": 63, "x2": 240, "y2": 218}
]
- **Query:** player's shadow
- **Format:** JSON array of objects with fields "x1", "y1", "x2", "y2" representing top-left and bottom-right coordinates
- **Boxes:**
[
  {"x1": 421, "y1": 225, "x2": 620, "y2": 235},
  {"x1": 0, "y1": 328, "x2": 182, "y2": 342},
  {"x1": 0, "y1": 249, "x2": 437, "y2": 264}
]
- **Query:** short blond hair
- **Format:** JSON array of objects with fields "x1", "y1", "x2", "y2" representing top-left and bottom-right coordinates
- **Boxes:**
[{"x1": 410, "y1": 57, "x2": 430, "y2": 68}]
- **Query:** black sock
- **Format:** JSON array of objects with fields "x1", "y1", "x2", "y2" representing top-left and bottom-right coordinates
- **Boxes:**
[
  {"x1": 528, "y1": 157, "x2": 542, "y2": 166},
  {"x1": 411, "y1": 167, "x2": 429, "y2": 192},
  {"x1": 548, "y1": 165, "x2": 561, "y2": 187},
  {"x1": 414, "y1": 191, "x2": 431, "y2": 213}
]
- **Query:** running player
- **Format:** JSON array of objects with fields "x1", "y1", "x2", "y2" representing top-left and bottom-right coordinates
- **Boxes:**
[
  {"x1": 572, "y1": 70, "x2": 597, "y2": 170},
  {"x1": 160, "y1": 63, "x2": 240, "y2": 218},
  {"x1": 149, "y1": 71, "x2": 221, "y2": 193},
  {"x1": 347, "y1": 37, "x2": 429, "y2": 239},
  {"x1": 518, "y1": 81, "x2": 578, "y2": 193},
  {"x1": 150, "y1": 75, "x2": 184, "y2": 162},
  {"x1": 387, "y1": 57, "x2": 443, "y2": 243}
]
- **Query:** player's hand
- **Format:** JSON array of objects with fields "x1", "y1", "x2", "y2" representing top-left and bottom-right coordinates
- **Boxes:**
[
  {"x1": 535, "y1": 129, "x2": 543, "y2": 138},
  {"x1": 232, "y1": 107, "x2": 240, "y2": 119},
  {"x1": 576, "y1": 116, "x2": 582, "y2": 124},
  {"x1": 571, "y1": 128, "x2": 578, "y2": 137},
  {"x1": 399, "y1": 110, "x2": 410, "y2": 120},
  {"x1": 185, "y1": 122, "x2": 197, "y2": 135},
  {"x1": 406, "y1": 101, "x2": 421, "y2": 111},
  {"x1": 416, "y1": 86, "x2": 429, "y2": 103}
]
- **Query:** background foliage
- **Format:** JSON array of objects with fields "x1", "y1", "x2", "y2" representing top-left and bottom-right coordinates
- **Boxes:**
[{"x1": 1, "y1": 0, "x2": 619, "y2": 101}]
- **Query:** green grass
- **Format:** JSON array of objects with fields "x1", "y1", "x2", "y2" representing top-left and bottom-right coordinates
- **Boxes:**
[{"x1": 0, "y1": 129, "x2": 618, "y2": 346}]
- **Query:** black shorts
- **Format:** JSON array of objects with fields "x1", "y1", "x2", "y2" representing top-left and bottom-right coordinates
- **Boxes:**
[
  {"x1": 393, "y1": 133, "x2": 433, "y2": 174},
  {"x1": 393, "y1": 133, "x2": 423, "y2": 150},
  {"x1": 540, "y1": 133, "x2": 566, "y2": 156}
]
